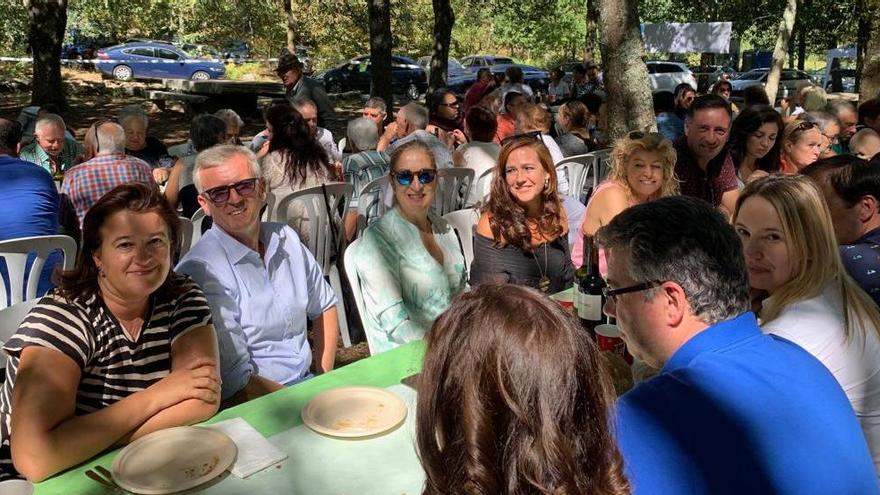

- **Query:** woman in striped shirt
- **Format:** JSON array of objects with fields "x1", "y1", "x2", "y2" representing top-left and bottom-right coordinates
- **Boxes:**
[{"x1": 0, "y1": 183, "x2": 220, "y2": 482}]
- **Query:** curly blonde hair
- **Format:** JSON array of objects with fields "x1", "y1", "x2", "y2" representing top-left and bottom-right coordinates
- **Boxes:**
[{"x1": 605, "y1": 132, "x2": 679, "y2": 199}]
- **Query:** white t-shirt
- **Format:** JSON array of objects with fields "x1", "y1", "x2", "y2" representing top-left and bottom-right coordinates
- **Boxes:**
[{"x1": 763, "y1": 283, "x2": 880, "y2": 475}]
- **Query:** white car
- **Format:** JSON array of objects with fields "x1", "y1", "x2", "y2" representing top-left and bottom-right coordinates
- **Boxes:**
[{"x1": 646, "y1": 61, "x2": 698, "y2": 94}]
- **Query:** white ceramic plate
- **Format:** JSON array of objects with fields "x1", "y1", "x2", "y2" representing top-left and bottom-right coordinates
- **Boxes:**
[
  {"x1": 111, "y1": 426, "x2": 236, "y2": 494},
  {"x1": 301, "y1": 386, "x2": 407, "y2": 438}
]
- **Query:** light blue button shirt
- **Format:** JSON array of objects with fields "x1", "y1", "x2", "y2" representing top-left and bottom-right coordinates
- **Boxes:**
[{"x1": 176, "y1": 222, "x2": 337, "y2": 400}]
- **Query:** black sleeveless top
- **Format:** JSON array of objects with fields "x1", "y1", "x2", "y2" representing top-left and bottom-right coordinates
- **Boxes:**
[{"x1": 469, "y1": 233, "x2": 574, "y2": 294}]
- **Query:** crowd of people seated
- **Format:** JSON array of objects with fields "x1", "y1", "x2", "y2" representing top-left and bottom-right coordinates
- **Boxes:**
[{"x1": 4, "y1": 51, "x2": 880, "y2": 492}]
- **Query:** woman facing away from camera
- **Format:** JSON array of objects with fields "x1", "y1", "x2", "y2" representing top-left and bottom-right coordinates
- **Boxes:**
[{"x1": 417, "y1": 284, "x2": 629, "y2": 494}]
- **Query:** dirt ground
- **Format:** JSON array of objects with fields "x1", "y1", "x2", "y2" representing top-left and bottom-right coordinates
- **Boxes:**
[{"x1": 0, "y1": 68, "x2": 375, "y2": 366}]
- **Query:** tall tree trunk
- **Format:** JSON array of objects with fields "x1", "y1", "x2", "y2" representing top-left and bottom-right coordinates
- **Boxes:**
[
  {"x1": 598, "y1": 0, "x2": 654, "y2": 140},
  {"x1": 427, "y1": 0, "x2": 454, "y2": 103},
  {"x1": 584, "y1": 0, "x2": 600, "y2": 62},
  {"x1": 369, "y1": 0, "x2": 394, "y2": 119},
  {"x1": 858, "y1": 0, "x2": 880, "y2": 101},
  {"x1": 796, "y1": 26, "x2": 806, "y2": 70},
  {"x1": 282, "y1": 0, "x2": 296, "y2": 54},
  {"x1": 26, "y1": 0, "x2": 68, "y2": 110},
  {"x1": 765, "y1": 0, "x2": 797, "y2": 103}
]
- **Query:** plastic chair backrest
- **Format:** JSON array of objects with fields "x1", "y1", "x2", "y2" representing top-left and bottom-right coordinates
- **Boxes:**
[
  {"x1": 442, "y1": 208, "x2": 479, "y2": 273},
  {"x1": 0, "y1": 298, "x2": 40, "y2": 372},
  {"x1": 555, "y1": 153, "x2": 593, "y2": 200},
  {"x1": 177, "y1": 216, "x2": 194, "y2": 259},
  {"x1": 356, "y1": 176, "x2": 388, "y2": 238},
  {"x1": 590, "y1": 148, "x2": 612, "y2": 189},
  {"x1": 190, "y1": 208, "x2": 207, "y2": 247},
  {"x1": 468, "y1": 168, "x2": 495, "y2": 208},
  {"x1": 433, "y1": 168, "x2": 474, "y2": 216},
  {"x1": 274, "y1": 183, "x2": 353, "y2": 272},
  {"x1": 0, "y1": 235, "x2": 77, "y2": 309},
  {"x1": 342, "y1": 238, "x2": 378, "y2": 355}
]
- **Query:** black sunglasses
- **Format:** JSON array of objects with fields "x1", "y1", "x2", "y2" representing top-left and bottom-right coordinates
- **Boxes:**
[
  {"x1": 602, "y1": 280, "x2": 664, "y2": 301},
  {"x1": 500, "y1": 130, "x2": 543, "y2": 147},
  {"x1": 202, "y1": 178, "x2": 261, "y2": 205},
  {"x1": 390, "y1": 169, "x2": 437, "y2": 186}
]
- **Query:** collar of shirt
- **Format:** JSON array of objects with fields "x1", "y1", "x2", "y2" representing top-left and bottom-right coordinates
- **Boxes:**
[
  {"x1": 210, "y1": 220, "x2": 284, "y2": 265},
  {"x1": 852, "y1": 226, "x2": 880, "y2": 246},
  {"x1": 675, "y1": 137, "x2": 731, "y2": 179},
  {"x1": 662, "y1": 312, "x2": 759, "y2": 373}
]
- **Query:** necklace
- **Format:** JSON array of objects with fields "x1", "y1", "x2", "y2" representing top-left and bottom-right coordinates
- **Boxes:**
[{"x1": 532, "y1": 243, "x2": 550, "y2": 293}]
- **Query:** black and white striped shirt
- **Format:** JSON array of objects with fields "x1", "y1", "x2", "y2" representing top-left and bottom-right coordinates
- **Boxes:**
[{"x1": 0, "y1": 276, "x2": 212, "y2": 479}]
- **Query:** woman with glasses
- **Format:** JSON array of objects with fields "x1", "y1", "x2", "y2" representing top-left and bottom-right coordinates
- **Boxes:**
[
  {"x1": 802, "y1": 111, "x2": 842, "y2": 160},
  {"x1": 729, "y1": 105, "x2": 783, "y2": 189},
  {"x1": 354, "y1": 140, "x2": 466, "y2": 353},
  {"x1": 417, "y1": 284, "x2": 629, "y2": 495},
  {"x1": 262, "y1": 104, "x2": 339, "y2": 242},
  {"x1": 470, "y1": 135, "x2": 573, "y2": 293},
  {"x1": 711, "y1": 79, "x2": 739, "y2": 114},
  {"x1": 572, "y1": 132, "x2": 678, "y2": 268},
  {"x1": 0, "y1": 183, "x2": 219, "y2": 482},
  {"x1": 428, "y1": 88, "x2": 464, "y2": 135},
  {"x1": 734, "y1": 174, "x2": 880, "y2": 473},
  {"x1": 779, "y1": 119, "x2": 823, "y2": 173}
]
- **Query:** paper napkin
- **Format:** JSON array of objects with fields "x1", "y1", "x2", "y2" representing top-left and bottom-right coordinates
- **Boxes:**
[{"x1": 205, "y1": 417, "x2": 288, "y2": 478}]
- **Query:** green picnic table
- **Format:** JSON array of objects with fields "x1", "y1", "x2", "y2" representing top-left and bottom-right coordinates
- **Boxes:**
[{"x1": 34, "y1": 340, "x2": 427, "y2": 495}]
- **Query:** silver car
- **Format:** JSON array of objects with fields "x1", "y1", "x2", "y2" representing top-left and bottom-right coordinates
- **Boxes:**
[{"x1": 730, "y1": 68, "x2": 814, "y2": 101}]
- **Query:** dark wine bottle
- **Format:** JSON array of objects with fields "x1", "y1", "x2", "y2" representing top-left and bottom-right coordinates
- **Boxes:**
[{"x1": 577, "y1": 234, "x2": 606, "y2": 337}]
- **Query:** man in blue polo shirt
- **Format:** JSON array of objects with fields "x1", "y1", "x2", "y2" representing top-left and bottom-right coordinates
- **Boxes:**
[{"x1": 596, "y1": 196, "x2": 878, "y2": 494}]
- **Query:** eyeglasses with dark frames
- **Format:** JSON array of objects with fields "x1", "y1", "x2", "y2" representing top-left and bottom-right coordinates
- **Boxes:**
[
  {"x1": 500, "y1": 130, "x2": 544, "y2": 147},
  {"x1": 201, "y1": 178, "x2": 261, "y2": 205},
  {"x1": 602, "y1": 280, "x2": 665, "y2": 301},
  {"x1": 390, "y1": 168, "x2": 438, "y2": 186}
]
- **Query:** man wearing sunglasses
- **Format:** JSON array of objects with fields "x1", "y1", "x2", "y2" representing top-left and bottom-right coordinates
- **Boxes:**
[
  {"x1": 597, "y1": 196, "x2": 877, "y2": 494},
  {"x1": 176, "y1": 145, "x2": 339, "y2": 407}
]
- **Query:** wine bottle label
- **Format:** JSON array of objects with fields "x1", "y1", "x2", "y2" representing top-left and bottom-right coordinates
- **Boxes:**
[{"x1": 578, "y1": 294, "x2": 602, "y2": 321}]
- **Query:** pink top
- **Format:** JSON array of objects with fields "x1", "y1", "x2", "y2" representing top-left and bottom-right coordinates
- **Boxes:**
[{"x1": 571, "y1": 180, "x2": 638, "y2": 273}]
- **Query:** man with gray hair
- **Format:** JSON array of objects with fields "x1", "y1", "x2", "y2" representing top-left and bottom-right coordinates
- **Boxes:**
[
  {"x1": 291, "y1": 97, "x2": 342, "y2": 163},
  {"x1": 176, "y1": 145, "x2": 339, "y2": 406},
  {"x1": 362, "y1": 96, "x2": 387, "y2": 134},
  {"x1": 60, "y1": 121, "x2": 155, "y2": 226},
  {"x1": 378, "y1": 102, "x2": 452, "y2": 168},
  {"x1": 599, "y1": 196, "x2": 878, "y2": 493},
  {"x1": 19, "y1": 113, "x2": 82, "y2": 176},
  {"x1": 827, "y1": 99, "x2": 858, "y2": 153},
  {"x1": 343, "y1": 117, "x2": 389, "y2": 239}
]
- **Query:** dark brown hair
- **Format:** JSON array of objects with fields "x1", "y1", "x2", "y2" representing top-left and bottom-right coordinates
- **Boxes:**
[
  {"x1": 483, "y1": 138, "x2": 564, "y2": 252},
  {"x1": 417, "y1": 284, "x2": 629, "y2": 495},
  {"x1": 265, "y1": 104, "x2": 332, "y2": 185},
  {"x1": 465, "y1": 105, "x2": 497, "y2": 143},
  {"x1": 57, "y1": 183, "x2": 182, "y2": 301}
]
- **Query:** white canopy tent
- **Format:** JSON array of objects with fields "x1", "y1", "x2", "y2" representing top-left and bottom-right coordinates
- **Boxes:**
[{"x1": 641, "y1": 22, "x2": 733, "y2": 54}]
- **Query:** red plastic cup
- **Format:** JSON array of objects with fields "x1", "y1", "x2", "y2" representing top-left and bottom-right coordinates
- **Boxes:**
[
  {"x1": 595, "y1": 324, "x2": 632, "y2": 364},
  {"x1": 551, "y1": 290, "x2": 575, "y2": 314}
]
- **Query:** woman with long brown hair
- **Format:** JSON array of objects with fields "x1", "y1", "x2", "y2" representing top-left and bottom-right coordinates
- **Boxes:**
[
  {"x1": 417, "y1": 284, "x2": 629, "y2": 494},
  {"x1": 470, "y1": 135, "x2": 573, "y2": 293}
]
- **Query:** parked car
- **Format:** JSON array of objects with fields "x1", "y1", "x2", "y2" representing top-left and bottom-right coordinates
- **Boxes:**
[
  {"x1": 95, "y1": 41, "x2": 226, "y2": 81},
  {"x1": 729, "y1": 68, "x2": 814, "y2": 101},
  {"x1": 175, "y1": 43, "x2": 221, "y2": 60},
  {"x1": 416, "y1": 56, "x2": 476, "y2": 93},
  {"x1": 222, "y1": 40, "x2": 251, "y2": 61},
  {"x1": 314, "y1": 55, "x2": 427, "y2": 100},
  {"x1": 646, "y1": 61, "x2": 698, "y2": 93},
  {"x1": 459, "y1": 55, "x2": 550, "y2": 93}
]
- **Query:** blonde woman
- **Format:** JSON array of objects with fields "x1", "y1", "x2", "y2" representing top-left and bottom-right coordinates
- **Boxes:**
[
  {"x1": 734, "y1": 174, "x2": 880, "y2": 474},
  {"x1": 572, "y1": 132, "x2": 678, "y2": 268},
  {"x1": 779, "y1": 120, "x2": 822, "y2": 173}
]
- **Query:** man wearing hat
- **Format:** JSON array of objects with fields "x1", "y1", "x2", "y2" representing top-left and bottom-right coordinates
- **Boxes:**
[{"x1": 276, "y1": 52, "x2": 336, "y2": 127}]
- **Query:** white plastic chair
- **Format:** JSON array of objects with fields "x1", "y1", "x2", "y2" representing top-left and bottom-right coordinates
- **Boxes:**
[
  {"x1": 0, "y1": 298, "x2": 39, "y2": 371},
  {"x1": 337, "y1": 137, "x2": 347, "y2": 153},
  {"x1": 0, "y1": 235, "x2": 77, "y2": 309},
  {"x1": 178, "y1": 216, "x2": 194, "y2": 259},
  {"x1": 555, "y1": 154, "x2": 593, "y2": 201},
  {"x1": 467, "y1": 168, "x2": 495, "y2": 208},
  {"x1": 342, "y1": 238, "x2": 378, "y2": 355},
  {"x1": 190, "y1": 208, "x2": 208, "y2": 248},
  {"x1": 586, "y1": 148, "x2": 613, "y2": 195},
  {"x1": 442, "y1": 208, "x2": 479, "y2": 273},
  {"x1": 274, "y1": 183, "x2": 355, "y2": 347},
  {"x1": 356, "y1": 176, "x2": 388, "y2": 238},
  {"x1": 433, "y1": 168, "x2": 474, "y2": 216}
]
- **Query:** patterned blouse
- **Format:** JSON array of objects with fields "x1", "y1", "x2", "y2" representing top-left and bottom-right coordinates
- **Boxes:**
[{"x1": 355, "y1": 207, "x2": 467, "y2": 353}]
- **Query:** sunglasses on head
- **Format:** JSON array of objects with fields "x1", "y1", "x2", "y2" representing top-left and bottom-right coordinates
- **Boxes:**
[
  {"x1": 202, "y1": 178, "x2": 261, "y2": 205},
  {"x1": 500, "y1": 130, "x2": 543, "y2": 147},
  {"x1": 390, "y1": 169, "x2": 437, "y2": 186}
]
